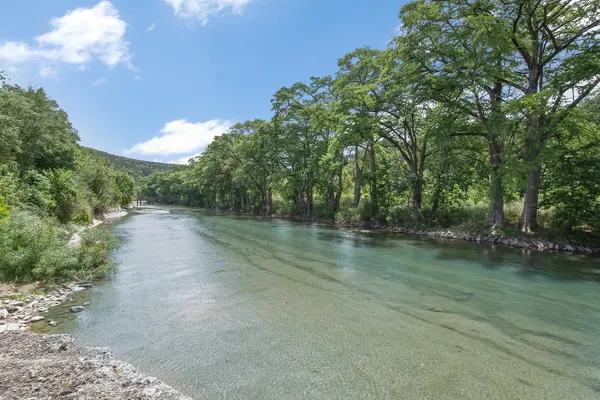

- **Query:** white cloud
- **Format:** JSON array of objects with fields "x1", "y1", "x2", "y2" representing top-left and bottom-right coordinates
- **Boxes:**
[
  {"x1": 39, "y1": 64, "x2": 58, "y2": 78},
  {"x1": 146, "y1": 23, "x2": 156, "y2": 32},
  {"x1": 127, "y1": 119, "x2": 231, "y2": 156},
  {"x1": 169, "y1": 153, "x2": 202, "y2": 165},
  {"x1": 92, "y1": 77, "x2": 108, "y2": 85},
  {"x1": 0, "y1": 42, "x2": 37, "y2": 64},
  {"x1": 163, "y1": 0, "x2": 254, "y2": 25},
  {"x1": 0, "y1": 1, "x2": 133, "y2": 74}
]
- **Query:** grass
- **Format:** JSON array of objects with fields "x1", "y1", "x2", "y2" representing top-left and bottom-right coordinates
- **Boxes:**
[{"x1": 0, "y1": 210, "x2": 118, "y2": 283}]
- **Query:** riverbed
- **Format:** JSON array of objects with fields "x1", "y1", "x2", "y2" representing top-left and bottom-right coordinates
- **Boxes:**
[{"x1": 39, "y1": 208, "x2": 600, "y2": 399}]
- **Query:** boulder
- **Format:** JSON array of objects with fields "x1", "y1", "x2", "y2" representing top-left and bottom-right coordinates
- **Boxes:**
[{"x1": 69, "y1": 306, "x2": 84, "y2": 313}]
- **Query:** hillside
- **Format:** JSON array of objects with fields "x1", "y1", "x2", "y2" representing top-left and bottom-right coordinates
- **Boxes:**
[{"x1": 82, "y1": 147, "x2": 176, "y2": 178}]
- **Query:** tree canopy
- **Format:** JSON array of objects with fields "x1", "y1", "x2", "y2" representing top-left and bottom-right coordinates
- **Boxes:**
[
  {"x1": 0, "y1": 75, "x2": 136, "y2": 282},
  {"x1": 141, "y1": 0, "x2": 600, "y2": 241}
]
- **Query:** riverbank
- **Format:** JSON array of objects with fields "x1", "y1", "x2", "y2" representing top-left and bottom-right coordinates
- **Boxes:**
[
  {"x1": 272, "y1": 213, "x2": 600, "y2": 254},
  {"x1": 0, "y1": 210, "x2": 191, "y2": 399},
  {"x1": 0, "y1": 279, "x2": 191, "y2": 399},
  {"x1": 0, "y1": 332, "x2": 191, "y2": 399},
  {"x1": 0, "y1": 282, "x2": 94, "y2": 333},
  {"x1": 68, "y1": 209, "x2": 129, "y2": 247}
]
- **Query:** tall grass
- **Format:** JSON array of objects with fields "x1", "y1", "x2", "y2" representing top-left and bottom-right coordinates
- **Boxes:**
[{"x1": 0, "y1": 210, "x2": 117, "y2": 283}]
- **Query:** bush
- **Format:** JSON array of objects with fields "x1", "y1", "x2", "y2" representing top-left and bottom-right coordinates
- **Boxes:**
[
  {"x1": 0, "y1": 210, "x2": 117, "y2": 282},
  {"x1": 46, "y1": 169, "x2": 77, "y2": 223},
  {"x1": 71, "y1": 201, "x2": 93, "y2": 225},
  {"x1": 335, "y1": 199, "x2": 373, "y2": 222}
]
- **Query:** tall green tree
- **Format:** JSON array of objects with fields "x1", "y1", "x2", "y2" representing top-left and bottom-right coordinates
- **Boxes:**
[{"x1": 490, "y1": 0, "x2": 600, "y2": 231}]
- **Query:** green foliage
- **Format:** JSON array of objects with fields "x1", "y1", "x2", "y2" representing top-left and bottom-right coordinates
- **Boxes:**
[
  {"x1": 0, "y1": 75, "x2": 132, "y2": 283},
  {"x1": 83, "y1": 147, "x2": 175, "y2": 178},
  {"x1": 0, "y1": 82, "x2": 79, "y2": 171},
  {"x1": 114, "y1": 170, "x2": 135, "y2": 208},
  {"x1": 335, "y1": 200, "x2": 373, "y2": 222},
  {"x1": 0, "y1": 210, "x2": 56, "y2": 282},
  {"x1": 76, "y1": 151, "x2": 134, "y2": 214},
  {"x1": 0, "y1": 210, "x2": 117, "y2": 282},
  {"x1": 46, "y1": 169, "x2": 77, "y2": 223},
  {"x1": 543, "y1": 150, "x2": 600, "y2": 231}
]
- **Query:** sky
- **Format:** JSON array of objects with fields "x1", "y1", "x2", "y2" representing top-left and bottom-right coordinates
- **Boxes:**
[{"x1": 0, "y1": 0, "x2": 403, "y2": 164}]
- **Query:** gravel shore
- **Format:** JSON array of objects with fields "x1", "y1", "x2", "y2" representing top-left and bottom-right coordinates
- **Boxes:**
[
  {"x1": 0, "y1": 332, "x2": 192, "y2": 400},
  {"x1": 0, "y1": 284, "x2": 192, "y2": 399}
]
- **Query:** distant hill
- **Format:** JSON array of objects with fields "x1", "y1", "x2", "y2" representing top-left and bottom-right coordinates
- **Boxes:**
[{"x1": 82, "y1": 147, "x2": 176, "y2": 178}]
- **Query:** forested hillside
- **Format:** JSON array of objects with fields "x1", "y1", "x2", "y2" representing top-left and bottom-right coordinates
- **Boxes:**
[
  {"x1": 0, "y1": 74, "x2": 135, "y2": 282},
  {"x1": 141, "y1": 0, "x2": 600, "y2": 243},
  {"x1": 83, "y1": 147, "x2": 175, "y2": 178}
]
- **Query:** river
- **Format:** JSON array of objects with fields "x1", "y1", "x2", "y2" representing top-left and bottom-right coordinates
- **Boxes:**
[{"x1": 40, "y1": 208, "x2": 600, "y2": 399}]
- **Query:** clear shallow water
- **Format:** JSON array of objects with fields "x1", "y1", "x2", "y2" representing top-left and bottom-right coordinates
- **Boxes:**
[{"x1": 43, "y1": 209, "x2": 600, "y2": 399}]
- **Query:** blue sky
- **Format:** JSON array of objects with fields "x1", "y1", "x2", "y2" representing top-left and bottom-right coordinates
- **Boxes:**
[{"x1": 0, "y1": 0, "x2": 403, "y2": 163}]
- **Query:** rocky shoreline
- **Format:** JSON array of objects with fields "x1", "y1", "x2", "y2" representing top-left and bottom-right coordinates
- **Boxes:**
[
  {"x1": 0, "y1": 284, "x2": 191, "y2": 399},
  {"x1": 272, "y1": 214, "x2": 600, "y2": 254},
  {"x1": 0, "y1": 332, "x2": 191, "y2": 399},
  {"x1": 0, "y1": 282, "x2": 93, "y2": 334}
]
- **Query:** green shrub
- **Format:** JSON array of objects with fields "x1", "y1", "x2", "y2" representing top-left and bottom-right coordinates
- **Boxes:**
[
  {"x1": 46, "y1": 169, "x2": 77, "y2": 223},
  {"x1": 0, "y1": 210, "x2": 117, "y2": 282},
  {"x1": 385, "y1": 204, "x2": 412, "y2": 226},
  {"x1": 71, "y1": 201, "x2": 93, "y2": 225},
  {"x1": 0, "y1": 210, "x2": 55, "y2": 281},
  {"x1": 335, "y1": 199, "x2": 373, "y2": 222},
  {"x1": 504, "y1": 201, "x2": 522, "y2": 227},
  {"x1": 0, "y1": 196, "x2": 9, "y2": 221}
]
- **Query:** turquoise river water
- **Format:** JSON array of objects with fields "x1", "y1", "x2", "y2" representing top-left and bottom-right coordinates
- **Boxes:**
[{"x1": 39, "y1": 208, "x2": 600, "y2": 399}]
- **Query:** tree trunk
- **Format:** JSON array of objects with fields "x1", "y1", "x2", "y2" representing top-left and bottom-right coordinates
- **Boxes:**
[
  {"x1": 328, "y1": 182, "x2": 335, "y2": 213},
  {"x1": 519, "y1": 117, "x2": 542, "y2": 232},
  {"x1": 413, "y1": 176, "x2": 423, "y2": 223},
  {"x1": 369, "y1": 141, "x2": 377, "y2": 218},
  {"x1": 487, "y1": 140, "x2": 504, "y2": 228},
  {"x1": 520, "y1": 166, "x2": 541, "y2": 232},
  {"x1": 334, "y1": 155, "x2": 344, "y2": 213},
  {"x1": 266, "y1": 187, "x2": 272, "y2": 214},
  {"x1": 353, "y1": 145, "x2": 361, "y2": 208},
  {"x1": 431, "y1": 184, "x2": 441, "y2": 219},
  {"x1": 307, "y1": 185, "x2": 313, "y2": 217}
]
